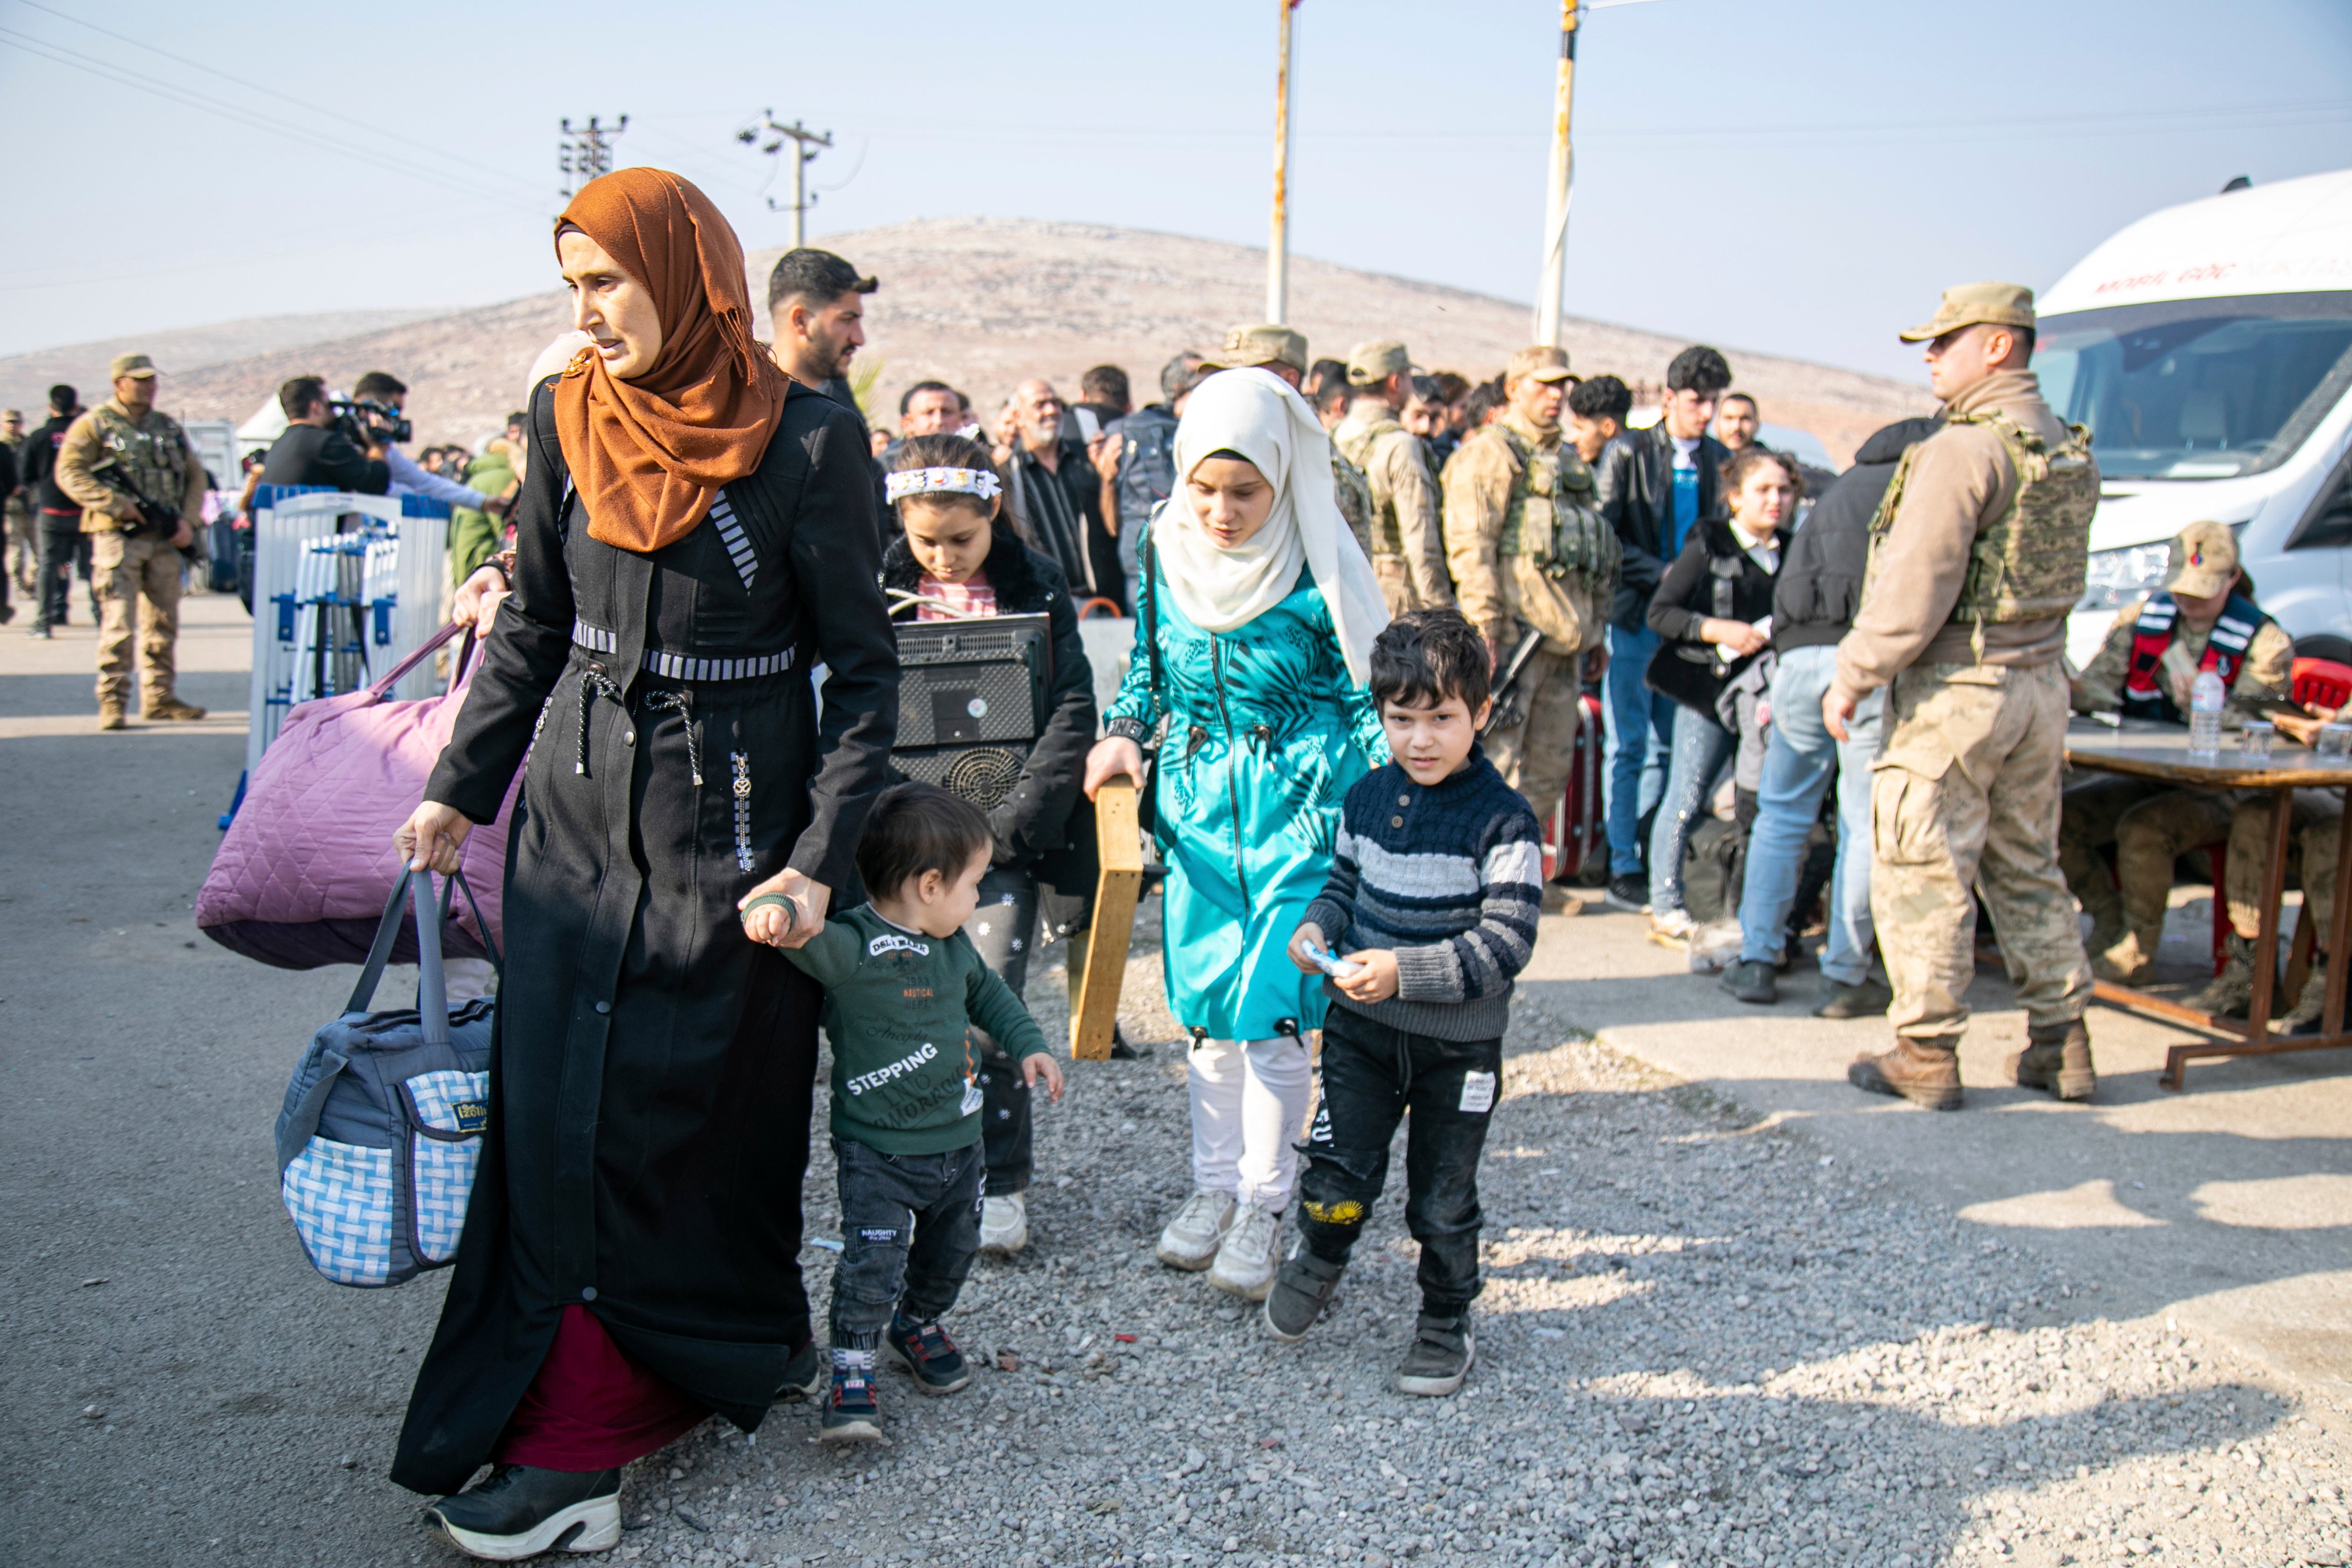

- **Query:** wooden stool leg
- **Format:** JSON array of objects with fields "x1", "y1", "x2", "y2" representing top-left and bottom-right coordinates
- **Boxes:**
[{"x1": 2206, "y1": 836, "x2": 2229, "y2": 976}]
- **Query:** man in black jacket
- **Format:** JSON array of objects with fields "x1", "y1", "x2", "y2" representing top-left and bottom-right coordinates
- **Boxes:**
[
  {"x1": 1593, "y1": 344, "x2": 1731, "y2": 909},
  {"x1": 23, "y1": 384, "x2": 93, "y2": 636},
  {"x1": 259, "y1": 376, "x2": 391, "y2": 493},
  {"x1": 1718, "y1": 415, "x2": 1938, "y2": 1014}
]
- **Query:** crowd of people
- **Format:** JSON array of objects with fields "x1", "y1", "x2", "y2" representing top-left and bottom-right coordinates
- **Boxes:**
[{"x1": 33, "y1": 160, "x2": 2326, "y2": 1562}]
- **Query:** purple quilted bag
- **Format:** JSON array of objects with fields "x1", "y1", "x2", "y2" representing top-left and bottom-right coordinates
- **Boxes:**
[{"x1": 199, "y1": 623, "x2": 518, "y2": 969}]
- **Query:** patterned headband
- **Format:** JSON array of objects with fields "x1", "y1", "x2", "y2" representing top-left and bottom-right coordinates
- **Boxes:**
[{"x1": 885, "y1": 466, "x2": 1003, "y2": 504}]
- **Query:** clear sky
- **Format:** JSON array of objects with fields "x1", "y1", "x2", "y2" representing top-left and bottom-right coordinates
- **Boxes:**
[{"x1": 2, "y1": 0, "x2": 2348, "y2": 382}]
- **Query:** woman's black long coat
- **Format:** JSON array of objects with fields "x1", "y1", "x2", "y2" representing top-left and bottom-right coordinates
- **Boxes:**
[{"x1": 391, "y1": 379, "x2": 898, "y2": 1495}]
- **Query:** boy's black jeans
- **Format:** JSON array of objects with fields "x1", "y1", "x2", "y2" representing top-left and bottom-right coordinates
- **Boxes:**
[
  {"x1": 830, "y1": 1136, "x2": 985, "y2": 1348},
  {"x1": 1296, "y1": 1004, "x2": 1502, "y2": 1318}
]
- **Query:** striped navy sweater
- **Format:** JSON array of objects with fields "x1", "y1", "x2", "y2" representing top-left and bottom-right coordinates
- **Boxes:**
[{"x1": 1302, "y1": 747, "x2": 1544, "y2": 1042}]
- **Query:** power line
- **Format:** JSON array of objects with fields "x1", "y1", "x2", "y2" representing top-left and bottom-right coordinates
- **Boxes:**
[
  {"x1": 11, "y1": 0, "x2": 546, "y2": 198},
  {"x1": 0, "y1": 27, "x2": 531, "y2": 205}
]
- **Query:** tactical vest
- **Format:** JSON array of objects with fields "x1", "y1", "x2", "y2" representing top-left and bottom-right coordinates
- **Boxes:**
[
  {"x1": 1867, "y1": 406, "x2": 2097, "y2": 658},
  {"x1": 1328, "y1": 449, "x2": 1374, "y2": 560},
  {"x1": 1334, "y1": 416, "x2": 1411, "y2": 559},
  {"x1": 90, "y1": 403, "x2": 190, "y2": 515},
  {"x1": 1492, "y1": 423, "x2": 1618, "y2": 589},
  {"x1": 2120, "y1": 591, "x2": 2269, "y2": 724}
]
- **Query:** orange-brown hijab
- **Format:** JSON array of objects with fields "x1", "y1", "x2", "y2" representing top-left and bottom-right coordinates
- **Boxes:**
[{"x1": 551, "y1": 168, "x2": 787, "y2": 553}]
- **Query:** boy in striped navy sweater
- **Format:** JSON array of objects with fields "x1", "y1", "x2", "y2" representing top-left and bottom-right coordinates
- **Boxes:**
[{"x1": 1269, "y1": 609, "x2": 1544, "y2": 1395}]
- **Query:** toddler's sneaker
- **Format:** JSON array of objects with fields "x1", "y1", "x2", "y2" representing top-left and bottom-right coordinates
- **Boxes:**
[
  {"x1": 1263, "y1": 1250, "x2": 1345, "y2": 1343},
  {"x1": 818, "y1": 1355, "x2": 882, "y2": 1443},
  {"x1": 1154, "y1": 1189, "x2": 1236, "y2": 1270},
  {"x1": 979, "y1": 1192, "x2": 1029, "y2": 1255},
  {"x1": 1206, "y1": 1200, "x2": 1281, "y2": 1301},
  {"x1": 882, "y1": 1315, "x2": 971, "y2": 1395},
  {"x1": 1392, "y1": 1312, "x2": 1475, "y2": 1397},
  {"x1": 425, "y1": 1464, "x2": 621, "y2": 1560}
]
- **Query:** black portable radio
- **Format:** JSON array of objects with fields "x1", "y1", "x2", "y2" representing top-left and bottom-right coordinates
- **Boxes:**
[{"x1": 889, "y1": 613, "x2": 1052, "y2": 810}]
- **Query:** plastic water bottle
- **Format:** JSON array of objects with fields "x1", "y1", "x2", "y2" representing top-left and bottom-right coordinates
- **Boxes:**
[{"x1": 2189, "y1": 669, "x2": 2226, "y2": 756}]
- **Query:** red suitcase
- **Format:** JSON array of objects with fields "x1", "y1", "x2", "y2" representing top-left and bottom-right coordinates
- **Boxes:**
[{"x1": 1546, "y1": 692, "x2": 1607, "y2": 883}]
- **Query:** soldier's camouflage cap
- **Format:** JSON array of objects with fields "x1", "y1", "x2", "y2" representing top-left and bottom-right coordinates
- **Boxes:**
[
  {"x1": 1899, "y1": 282, "x2": 2037, "y2": 343},
  {"x1": 109, "y1": 353, "x2": 158, "y2": 379},
  {"x1": 1505, "y1": 344, "x2": 1574, "y2": 384},
  {"x1": 1204, "y1": 324, "x2": 1309, "y2": 375},
  {"x1": 1345, "y1": 340, "x2": 1413, "y2": 386},
  {"x1": 2163, "y1": 519, "x2": 2240, "y2": 599}
]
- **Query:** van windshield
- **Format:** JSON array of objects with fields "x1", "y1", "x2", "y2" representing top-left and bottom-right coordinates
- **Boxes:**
[{"x1": 2037, "y1": 292, "x2": 2352, "y2": 481}]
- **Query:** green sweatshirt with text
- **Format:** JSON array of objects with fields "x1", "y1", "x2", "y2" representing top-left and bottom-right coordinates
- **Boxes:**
[{"x1": 782, "y1": 904, "x2": 1050, "y2": 1155}]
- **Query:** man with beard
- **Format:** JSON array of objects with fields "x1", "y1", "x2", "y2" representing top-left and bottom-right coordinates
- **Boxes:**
[
  {"x1": 768, "y1": 247, "x2": 889, "y2": 539},
  {"x1": 995, "y1": 378, "x2": 1119, "y2": 604}
]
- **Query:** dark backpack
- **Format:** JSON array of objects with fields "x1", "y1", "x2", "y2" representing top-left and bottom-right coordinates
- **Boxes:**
[{"x1": 1111, "y1": 411, "x2": 1176, "y2": 533}]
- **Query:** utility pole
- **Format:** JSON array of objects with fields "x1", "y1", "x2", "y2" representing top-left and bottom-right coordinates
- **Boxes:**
[
  {"x1": 558, "y1": 115, "x2": 628, "y2": 197},
  {"x1": 1267, "y1": 0, "x2": 1300, "y2": 325},
  {"x1": 1534, "y1": 0, "x2": 1580, "y2": 347},
  {"x1": 739, "y1": 112, "x2": 834, "y2": 250}
]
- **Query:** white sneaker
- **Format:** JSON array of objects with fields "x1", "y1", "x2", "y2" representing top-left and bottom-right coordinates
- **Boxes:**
[
  {"x1": 1206, "y1": 1201, "x2": 1281, "y2": 1301},
  {"x1": 1154, "y1": 1189, "x2": 1236, "y2": 1271},
  {"x1": 979, "y1": 1192, "x2": 1029, "y2": 1256},
  {"x1": 1648, "y1": 907, "x2": 1697, "y2": 947}
]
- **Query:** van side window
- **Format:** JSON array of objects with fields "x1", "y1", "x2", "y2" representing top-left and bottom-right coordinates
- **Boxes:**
[{"x1": 2289, "y1": 454, "x2": 2352, "y2": 552}]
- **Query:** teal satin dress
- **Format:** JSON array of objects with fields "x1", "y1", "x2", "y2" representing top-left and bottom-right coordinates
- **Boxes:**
[{"x1": 1106, "y1": 547, "x2": 1386, "y2": 1040}]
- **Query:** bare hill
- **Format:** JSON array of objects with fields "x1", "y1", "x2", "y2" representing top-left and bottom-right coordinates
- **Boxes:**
[
  {"x1": 0, "y1": 310, "x2": 440, "y2": 419},
  {"x1": 151, "y1": 218, "x2": 1930, "y2": 465}
]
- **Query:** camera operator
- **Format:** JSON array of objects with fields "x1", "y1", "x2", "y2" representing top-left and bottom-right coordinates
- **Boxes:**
[
  {"x1": 260, "y1": 375, "x2": 391, "y2": 494},
  {"x1": 347, "y1": 371, "x2": 511, "y2": 518},
  {"x1": 54, "y1": 353, "x2": 209, "y2": 729}
]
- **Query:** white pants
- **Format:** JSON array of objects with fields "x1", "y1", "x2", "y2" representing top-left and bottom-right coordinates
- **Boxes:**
[{"x1": 1187, "y1": 1035, "x2": 1314, "y2": 1212}]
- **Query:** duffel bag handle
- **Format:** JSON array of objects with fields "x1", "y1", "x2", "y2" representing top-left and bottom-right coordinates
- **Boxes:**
[
  {"x1": 346, "y1": 866, "x2": 480, "y2": 1046},
  {"x1": 363, "y1": 619, "x2": 479, "y2": 703}
]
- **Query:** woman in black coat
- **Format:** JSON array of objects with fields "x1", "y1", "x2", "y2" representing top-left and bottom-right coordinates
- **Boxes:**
[
  {"x1": 392, "y1": 170, "x2": 897, "y2": 1557},
  {"x1": 1642, "y1": 446, "x2": 1799, "y2": 938},
  {"x1": 880, "y1": 433, "x2": 1096, "y2": 1254}
]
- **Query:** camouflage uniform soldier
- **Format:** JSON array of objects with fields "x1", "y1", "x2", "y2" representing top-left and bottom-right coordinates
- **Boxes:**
[
  {"x1": 1826, "y1": 284, "x2": 2100, "y2": 1108},
  {"x1": 1203, "y1": 324, "x2": 1376, "y2": 558},
  {"x1": 1334, "y1": 340, "x2": 1451, "y2": 615},
  {"x1": 1442, "y1": 345, "x2": 1617, "y2": 891},
  {"x1": 2061, "y1": 519, "x2": 2294, "y2": 985},
  {"x1": 54, "y1": 353, "x2": 209, "y2": 729}
]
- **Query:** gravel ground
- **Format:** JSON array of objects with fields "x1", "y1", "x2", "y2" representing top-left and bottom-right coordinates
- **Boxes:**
[{"x1": 575, "y1": 903, "x2": 2351, "y2": 1568}]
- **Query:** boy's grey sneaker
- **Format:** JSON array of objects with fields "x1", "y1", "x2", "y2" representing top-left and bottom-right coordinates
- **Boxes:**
[
  {"x1": 1392, "y1": 1313, "x2": 1475, "y2": 1397},
  {"x1": 1603, "y1": 874, "x2": 1649, "y2": 912},
  {"x1": 425, "y1": 1465, "x2": 621, "y2": 1560},
  {"x1": 1155, "y1": 1189, "x2": 1236, "y2": 1271},
  {"x1": 1263, "y1": 1250, "x2": 1345, "y2": 1343},
  {"x1": 1719, "y1": 959, "x2": 1778, "y2": 1004},
  {"x1": 882, "y1": 1315, "x2": 971, "y2": 1395},
  {"x1": 771, "y1": 1337, "x2": 825, "y2": 1403},
  {"x1": 1814, "y1": 977, "x2": 1892, "y2": 1019}
]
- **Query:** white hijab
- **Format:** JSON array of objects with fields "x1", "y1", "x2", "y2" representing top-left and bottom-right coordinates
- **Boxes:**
[{"x1": 1156, "y1": 367, "x2": 1388, "y2": 685}]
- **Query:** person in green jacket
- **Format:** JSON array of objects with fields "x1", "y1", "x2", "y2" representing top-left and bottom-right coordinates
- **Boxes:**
[
  {"x1": 447, "y1": 439, "x2": 520, "y2": 586},
  {"x1": 763, "y1": 782, "x2": 1064, "y2": 1442}
]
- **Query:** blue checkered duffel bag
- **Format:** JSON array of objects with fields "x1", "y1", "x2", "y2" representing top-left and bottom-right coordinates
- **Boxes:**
[{"x1": 274, "y1": 868, "x2": 497, "y2": 1288}]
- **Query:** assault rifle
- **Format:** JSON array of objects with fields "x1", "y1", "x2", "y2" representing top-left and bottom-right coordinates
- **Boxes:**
[{"x1": 1481, "y1": 628, "x2": 1546, "y2": 735}]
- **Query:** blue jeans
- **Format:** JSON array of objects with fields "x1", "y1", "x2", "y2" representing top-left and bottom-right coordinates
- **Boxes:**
[
  {"x1": 1735, "y1": 644, "x2": 1885, "y2": 983},
  {"x1": 1603, "y1": 623, "x2": 1679, "y2": 876},
  {"x1": 1647, "y1": 704, "x2": 1736, "y2": 916}
]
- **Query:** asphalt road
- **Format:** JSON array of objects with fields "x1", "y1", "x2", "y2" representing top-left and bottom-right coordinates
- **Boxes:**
[{"x1": 0, "y1": 594, "x2": 454, "y2": 1565}]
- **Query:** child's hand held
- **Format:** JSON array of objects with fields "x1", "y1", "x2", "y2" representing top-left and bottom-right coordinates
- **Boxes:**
[{"x1": 1288, "y1": 922, "x2": 1327, "y2": 975}]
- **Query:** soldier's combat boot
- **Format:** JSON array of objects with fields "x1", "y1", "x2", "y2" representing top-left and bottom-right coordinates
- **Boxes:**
[
  {"x1": 2009, "y1": 1018, "x2": 2096, "y2": 1101},
  {"x1": 1847, "y1": 1035, "x2": 1963, "y2": 1110},
  {"x1": 97, "y1": 698, "x2": 126, "y2": 731},
  {"x1": 141, "y1": 693, "x2": 206, "y2": 721},
  {"x1": 2189, "y1": 933, "x2": 2257, "y2": 1020},
  {"x1": 2091, "y1": 928, "x2": 2159, "y2": 987}
]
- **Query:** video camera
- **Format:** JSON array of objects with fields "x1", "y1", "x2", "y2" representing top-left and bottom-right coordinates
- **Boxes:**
[{"x1": 329, "y1": 396, "x2": 413, "y2": 449}]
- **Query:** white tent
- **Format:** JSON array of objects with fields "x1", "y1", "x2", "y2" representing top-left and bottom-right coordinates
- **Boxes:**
[{"x1": 235, "y1": 395, "x2": 287, "y2": 450}]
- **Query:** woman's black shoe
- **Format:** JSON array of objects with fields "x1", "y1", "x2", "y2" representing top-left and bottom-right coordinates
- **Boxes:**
[{"x1": 425, "y1": 1464, "x2": 622, "y2": 1560}]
